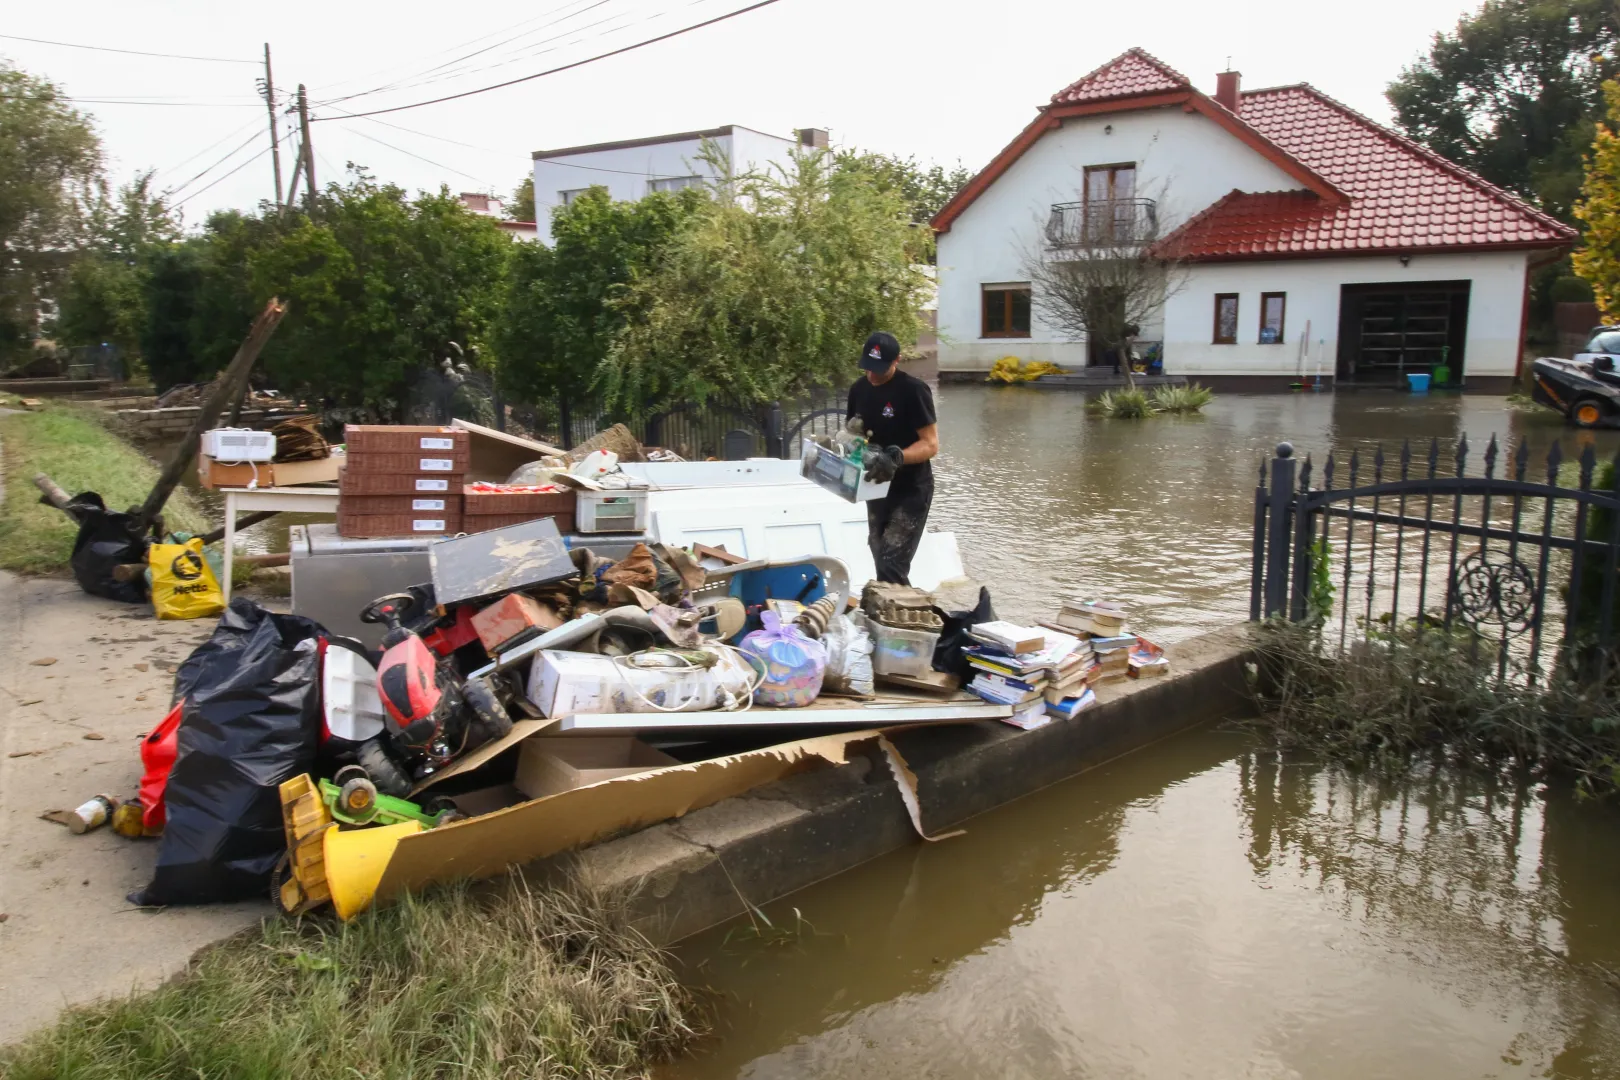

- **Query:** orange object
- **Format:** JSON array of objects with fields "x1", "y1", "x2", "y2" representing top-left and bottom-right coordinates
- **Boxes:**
[{"x1": 471, "y1": 593, "x2": 563, "y2": 654}]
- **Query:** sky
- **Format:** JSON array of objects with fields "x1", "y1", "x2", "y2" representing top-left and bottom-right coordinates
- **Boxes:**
[{"x1": 2, "y1": 0, "x2": 1485, "y2": 227}]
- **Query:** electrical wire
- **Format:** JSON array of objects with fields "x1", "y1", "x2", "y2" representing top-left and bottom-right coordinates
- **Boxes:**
[
  {"x1": 172, "y1": 145, "x2": 273, "y2": 209},
  {"x1": 313, "y1": 0, "x2": 784, "y2": 120},
  {"x1": 340, "y1": 125, "x2": 498, "y2": 186},
  {"x1": 164, "y1": 128, "x2": 266, "y2": 201},
  {"x1": 63, "y1": 98, "x2": 260, "y2": 107},
  {"x1": 0, "y1": 32, "x2": 257, "y2": 64},
  {"x1": 316, "y1": 0, "x2": 616, "y2": 107},
  {"x1": 153, "y1": 116, "x2": 266, "y2": 185}
]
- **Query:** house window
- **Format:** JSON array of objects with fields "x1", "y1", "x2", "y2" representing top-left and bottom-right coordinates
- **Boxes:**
[
  {"x1": 1084, "y1": 163, "x2": 1137, "y2": 243},
  {"x1": 558, "y1": 188, "x2": 588, "y2": 207},
  {"x1": 1213, "y1": 293, "x2": 1239, "y2": 344},
  {"x1": 1259, "y1": 292, "x2": 1286, "y2": 344},
  {"x1": 982, "y1": 284, "x2": 1032, "y2": 338},
  {"x1": 648, "y1": 175, "x2": 702, "y2": 194}
]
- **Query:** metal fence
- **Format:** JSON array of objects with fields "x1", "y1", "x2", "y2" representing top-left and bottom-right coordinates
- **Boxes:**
[{"x1": 1251, "y1": 435, "x2": 1620, "y2": 685}]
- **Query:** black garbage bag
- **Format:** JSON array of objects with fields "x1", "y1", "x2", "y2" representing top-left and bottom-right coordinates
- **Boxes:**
[
  {"x1": 932, "y1": 586, "x2": 996, "y2": 678},
  {"x1": 66, "y1": 492, "x2": 155, "y2": 604},
  {"x1": 132, "y1": 598, "x2": 324, "y2": 906}
]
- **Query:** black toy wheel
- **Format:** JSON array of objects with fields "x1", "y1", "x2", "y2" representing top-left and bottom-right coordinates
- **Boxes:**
[
  {"x1": 356, "y1": 738, "x2": 412, "y2": 798},
  {"x1": 359, "y1": 592, "x2": 418, "y2": 626}
]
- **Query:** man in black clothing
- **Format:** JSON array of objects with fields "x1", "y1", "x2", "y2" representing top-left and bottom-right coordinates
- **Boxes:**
[{"x1": 846, "y1": 330, "x2": 939, "y2": 585}]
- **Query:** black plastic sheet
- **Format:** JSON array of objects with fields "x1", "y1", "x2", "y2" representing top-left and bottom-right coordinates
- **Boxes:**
[
  {"x1": 132, "y1": 599, "x2": 323, "y2": 906},
  {"x1": 932, "y1": 586, "x2": 996, "y2": 677}
]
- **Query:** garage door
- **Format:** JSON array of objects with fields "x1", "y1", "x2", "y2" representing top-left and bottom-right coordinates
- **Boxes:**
[{"x1": 1337, "y1": 280, "x2": 1470, "y2": 385}]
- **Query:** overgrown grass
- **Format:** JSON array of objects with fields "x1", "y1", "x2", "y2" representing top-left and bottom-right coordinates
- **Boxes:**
[
  {"x1": 0, "y1": 873, "x2": 704, "y2": 1079},
  {"x1": 1087, "y1": 387, "x2": 1156, "y2": 418},
  {"x1": 1150, "y1": 383, "x2": 1213, "y2": 414},
  {"x1": 1249, "y1": 620, "x2": 1620, "y2": 795},
  {"x1": 0, "y1": 403, "x2": 208, "y2": 574}
]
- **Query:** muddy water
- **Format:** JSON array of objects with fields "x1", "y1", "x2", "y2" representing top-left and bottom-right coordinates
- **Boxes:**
[
  {"x1": 666, "y1": 726, "x2": 1620, "y2": 1079},
  {"x1": 666, "y1": 389, "x2": 1620, "y2": 1079},
  {"x1": 930, "y1": 387, "x2": 1620, "y2": 642}
]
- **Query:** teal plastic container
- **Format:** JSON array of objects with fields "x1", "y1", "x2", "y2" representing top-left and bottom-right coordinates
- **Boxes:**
[{"x1": 1408, "y1": 373, "x2": 1432, "y2": 393}]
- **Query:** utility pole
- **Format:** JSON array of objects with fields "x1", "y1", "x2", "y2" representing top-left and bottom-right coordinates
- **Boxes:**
[
  {"x1": 296, "y1": 84, "x2": 316, "y2": 213},
  {"x1": 260, "y1": 43, "x2": 282, "y2": 209}
]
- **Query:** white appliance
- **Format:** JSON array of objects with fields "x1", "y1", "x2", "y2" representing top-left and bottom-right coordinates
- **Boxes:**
[{"x1": 200, "y1": 428, "x2": 276, "y2": 462}]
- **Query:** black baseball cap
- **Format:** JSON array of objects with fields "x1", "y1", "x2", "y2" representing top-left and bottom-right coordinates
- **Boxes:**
[{"x1": 860, "y1": 331, "x2": 900, "y2": 372}]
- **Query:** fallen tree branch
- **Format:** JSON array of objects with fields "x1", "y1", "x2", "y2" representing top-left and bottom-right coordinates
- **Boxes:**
[{"x1": 33, "y1": 472, "x2": 73, "y2": 514}]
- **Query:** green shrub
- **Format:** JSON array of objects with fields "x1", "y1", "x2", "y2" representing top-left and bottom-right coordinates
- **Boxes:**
[
  {"x1": 1087, "y1": 387, "x2": 1156, "y2": 418},
  {"x1": 1150, "y1": 383, "x2": 1214, "y2": 414},
  {"x1": 1550, "y1": 275, "x2": 1597, "y2": 304}
]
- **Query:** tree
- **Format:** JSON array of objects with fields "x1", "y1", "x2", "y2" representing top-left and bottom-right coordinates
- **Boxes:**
[
  {"x1": 833, "y1": 147, "x2": 971, "y2": 225},
  {"x1": 1024, "y1": 188, "x2": 1185, "y2": 387},
  {"x1": 54, "y1": 171, "x2": 180, "y2": 357},
  {"x1": 249, "y1": 171, "x2": 513, "y2": 412},
  {"x1": 509, "y1": 176, "x2": 535, "y2": 222},
  {"x1": 1574, "y1": 80, "x2": 1620, "y2": 318},
  {"x1": 1386, "y1": 0, "x2": 1618, "y2": 220},
  {"x1": 599, "y1": 149, "x2": 933, "y2": 408},
  {"x1": 0, "y1": 61, "x2": 101, "y2": 364},
  {"x1": 494, "y1": 185, "x2": 703, "y2": 412}
]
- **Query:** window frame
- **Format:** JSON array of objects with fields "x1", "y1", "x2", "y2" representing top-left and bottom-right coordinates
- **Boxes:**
[
  {"x1": 558, "y1": 188, "x2": 588, "y2": 207},
  {"x1": 1213, "y1": 293, "x2": 1239, "y2": 345},
  {"x1": 981, "y1": 284, "x2": 1033, "y2": 339},
  {"x1": 647, "y1": 175, "x2": 702, "y2": 195},
  {"x1": 1259, "y1": 292, "x2": 1287, "y2": 345}
]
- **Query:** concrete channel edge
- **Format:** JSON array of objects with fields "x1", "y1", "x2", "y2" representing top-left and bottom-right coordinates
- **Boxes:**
[{"x1": 565, "y1": 626, "x2": 1257, "y2": 944}]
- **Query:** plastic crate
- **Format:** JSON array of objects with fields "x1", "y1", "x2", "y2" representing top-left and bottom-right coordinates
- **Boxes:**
[
  {"x1": 575, "y1": 489, "x2": 649, "y2": 533},
  {"x1": 869, "y1": 619, "x2": 940, "y2": 678}
]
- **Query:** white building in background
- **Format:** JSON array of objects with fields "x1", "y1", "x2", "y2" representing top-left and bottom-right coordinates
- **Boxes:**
[
  {"x1": 529, "y1": 125, "x2": 827, "y2": 245},
  {"x1": 930, "y1": 48, "x2": 1576, "y2": 391},
  {"x1": 456, "y1": 192, "x2": 539, "y2": 242}
]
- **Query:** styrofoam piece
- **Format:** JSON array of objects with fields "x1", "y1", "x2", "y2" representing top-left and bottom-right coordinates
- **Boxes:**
[{"x1": 323, "y1": 647, "x2": 386, "y2": 743}]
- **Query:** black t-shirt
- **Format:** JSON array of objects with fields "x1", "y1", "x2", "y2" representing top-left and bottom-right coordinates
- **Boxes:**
[{"x1": 847, "y1": 370, "x2": 936, "y2": 493}]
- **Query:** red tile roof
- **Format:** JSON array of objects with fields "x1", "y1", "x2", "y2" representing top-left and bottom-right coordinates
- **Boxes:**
[
  {"x1": 1162, "y1": 85, "x2": 1575, "y2": 259},
  {"x1": 1050, "y1": 47, "x2": 1190, "y2": 105}
]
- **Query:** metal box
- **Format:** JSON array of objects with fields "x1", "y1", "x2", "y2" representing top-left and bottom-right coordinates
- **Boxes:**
[{"x1": 289, "y1": 524, "x2": 434, "y2": 646}]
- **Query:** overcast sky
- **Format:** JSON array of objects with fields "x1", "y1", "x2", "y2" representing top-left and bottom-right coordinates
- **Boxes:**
[{"x1": 4, "y1": 0, "x2": 1482, "y2": 227}]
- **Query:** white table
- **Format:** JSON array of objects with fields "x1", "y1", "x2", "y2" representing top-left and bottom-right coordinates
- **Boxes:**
[{"x1": 220, "y1": 486, "x2": 340, "y2": 602}]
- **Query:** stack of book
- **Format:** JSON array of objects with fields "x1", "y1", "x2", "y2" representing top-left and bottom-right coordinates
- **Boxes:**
[
  {"x1": 963, "y1": 622, "x2": 1100, "y2": 727},
  {"x1": 1052, "y1": 598, "x2": 1129, "y2": 637},
  {"x1": 1128, "y1": 636, "x2": 1170, "y2": 678},
  {"x1": 1043, "y1": 596, "x2": 1172, "y2": 683}
]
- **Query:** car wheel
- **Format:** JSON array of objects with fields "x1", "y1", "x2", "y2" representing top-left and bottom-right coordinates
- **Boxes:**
[{"x1": 1573, "y1": 398, "x2": 1607, "y2": 428}]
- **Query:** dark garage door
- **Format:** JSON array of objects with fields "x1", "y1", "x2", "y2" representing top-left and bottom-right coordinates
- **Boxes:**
[{"x1": 1337, "y1": 280, "x2": 1470, "y2": 386}]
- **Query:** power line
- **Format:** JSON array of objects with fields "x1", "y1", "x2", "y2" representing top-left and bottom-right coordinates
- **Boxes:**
[
  {"x1": 64, "y1": 98, "x2": 260, "y2": 107},
  {"x1": 153, "y1": 116, "x2": 265, "y2": 184},
  {"x1": 313, "y1": 0, "x2": 785, "y2": 120},
  {"x1": 173, "y1": 145, "x2": 273, "y2": 209},
  {"x1": 165, "y1": 128, "x2": 266, "y2": 201},
  {"x1": 0, "y1": 32, "x2": 257, "y2": 64},
  {"x1": 341, "y1": 124, "x2": 498, "y2": 186}
]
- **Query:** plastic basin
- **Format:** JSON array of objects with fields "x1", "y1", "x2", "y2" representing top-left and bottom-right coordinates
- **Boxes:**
[{"x1": 1408, "y1": 373, "x2": 1432, "y2": 393}]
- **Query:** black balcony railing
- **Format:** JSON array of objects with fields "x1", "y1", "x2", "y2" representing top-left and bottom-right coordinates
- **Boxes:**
[{"x1": 1045, "y1": 198, "x2": 1158, "y2": 247}]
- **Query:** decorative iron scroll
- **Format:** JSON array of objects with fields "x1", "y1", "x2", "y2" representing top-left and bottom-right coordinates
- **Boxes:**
[{"x1": 1448, "y1": 549, "x2": 1537, "y2": 636}]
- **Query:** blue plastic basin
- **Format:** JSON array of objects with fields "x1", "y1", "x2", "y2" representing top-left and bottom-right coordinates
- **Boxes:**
[{"x1": 1408, "y1": 373, "x2": 1432, "y2": 393}]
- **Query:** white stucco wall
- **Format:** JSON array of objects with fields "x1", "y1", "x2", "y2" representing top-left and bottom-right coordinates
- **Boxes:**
[
  {"x1": 1164, "y1": 251, "x2": 1529, "y2": 381},
  {"x1": 531, "y1": 126, "x2": 799, "y2": 244},
  {"x1": 935, "y1": 105, "x2": 1302, "y2": 370}
]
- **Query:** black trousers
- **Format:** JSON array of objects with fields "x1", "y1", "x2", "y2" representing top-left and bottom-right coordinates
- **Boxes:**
[{"x1": 866, "y1": 473, "x2": 934, "y2": 586}]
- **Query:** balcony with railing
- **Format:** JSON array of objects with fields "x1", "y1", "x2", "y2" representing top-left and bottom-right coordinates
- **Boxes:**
[{"x1": 1045, "y1": 198, "x2": 1158, "y2": 248}]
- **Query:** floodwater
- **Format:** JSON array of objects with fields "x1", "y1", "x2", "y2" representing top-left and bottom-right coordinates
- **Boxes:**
[
  {"x1": 930, "y1": 386, "x2": 1620, "y2": 642},
  {"x1": 666, "y1": 725, "x2": 1620, "y2": 1079},
  {"x1": 665, "y1": 388, "x2": 1620, "y2": 1080}
]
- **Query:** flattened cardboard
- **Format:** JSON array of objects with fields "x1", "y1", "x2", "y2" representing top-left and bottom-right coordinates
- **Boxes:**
[
  {"x1": 408, "y1": 718, "x2": 556, "y2": 796},
  {"x1": 376, "y1": 728, "x2": 888, "y2": 902},
  {"x1": 451, "y1": 418, "x2": 565, "y2": 482},
  {"x1": 514, "y1": 737, "x2": 679, "y2": 800}
]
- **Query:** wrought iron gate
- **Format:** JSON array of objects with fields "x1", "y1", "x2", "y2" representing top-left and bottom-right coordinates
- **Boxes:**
[{"x1": 1252, "y1": 435, "x2": 1620, "y2": 684}]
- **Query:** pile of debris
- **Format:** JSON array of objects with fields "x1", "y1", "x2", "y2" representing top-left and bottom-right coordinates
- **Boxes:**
[
  {"x1": 155, "y1": 380, "x2": 292, "y2": 411},
  {"x1": 56, "y1": 513, "x2": 1016, "y2": 921}
]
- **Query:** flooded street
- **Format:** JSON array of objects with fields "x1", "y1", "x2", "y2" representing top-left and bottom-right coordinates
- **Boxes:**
[
  {"x1": 667, "y1": 725, "x2": 1620, "y2": 1079},
  {"x1": 667, "y1": 387, "x2": 1620, "y2": 1079}
]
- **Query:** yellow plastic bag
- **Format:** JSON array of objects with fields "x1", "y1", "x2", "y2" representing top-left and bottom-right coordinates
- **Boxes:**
[{"x1": 149, "y1": 538, "x2": 225, "y2": 620}]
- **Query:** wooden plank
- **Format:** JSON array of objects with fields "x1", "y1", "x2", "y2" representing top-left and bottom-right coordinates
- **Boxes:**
[{"x1": 554, "y1": 700, "x2": 1010, "y2": 735}]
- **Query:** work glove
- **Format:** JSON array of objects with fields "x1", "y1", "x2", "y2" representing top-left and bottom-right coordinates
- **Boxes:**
[{"x1": 863, "y1": 445, "x2": 904, "y2": 484}]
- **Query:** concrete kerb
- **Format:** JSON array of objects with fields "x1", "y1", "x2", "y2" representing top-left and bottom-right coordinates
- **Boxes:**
[{"x1": 569, "y1": 627, "x2": 1256, "y2": 944}]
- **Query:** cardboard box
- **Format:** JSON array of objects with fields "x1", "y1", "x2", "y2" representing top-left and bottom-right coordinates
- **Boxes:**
[
  {"x1": 463, "y1": 485, "x2": 573, "y2": 517},
  {"x1": 471, "y1": 592, "x2": 562, "y2": 654},
  {"x1": 799, "y1": 438, "x2": 891, "y2": 503},
  {"x1": 514, "y1": 736, "x2": 679, "y2": 800},
  {"x1": 464, "y1": 511, "x2": 574, "y2": 534},
  {"x1": 340, "y1": 471, "x2": 461, "y2": 496},
  {"x1": 450, "y1": 418, "x2": 565, "y2": 483},
  {"x1": 341, "y1": 493, "x2": 463, "y2": 516},
  {"x1": 197, "y1": 451, "x2": 343, "y2": 489},
  {"x1": 341, "y1": 452, "x2": 469, "y2": 477}
]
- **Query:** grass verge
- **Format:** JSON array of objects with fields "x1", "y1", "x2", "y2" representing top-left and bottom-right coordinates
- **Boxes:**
[
  {"x1": 1248, "y1": 620, "x2": 1620, "y2": 795},
  {"x1": 0, "y1": 403, "x2": 208, "y2": 574},
  {"x1": 0, "y1": 873, "x2": 704, "y2": 1079}
]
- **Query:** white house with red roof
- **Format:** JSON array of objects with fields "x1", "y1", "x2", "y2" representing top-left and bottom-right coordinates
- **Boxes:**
[{"x1": 930, "y1": 48, "x2": 1576, "y2": 390}]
